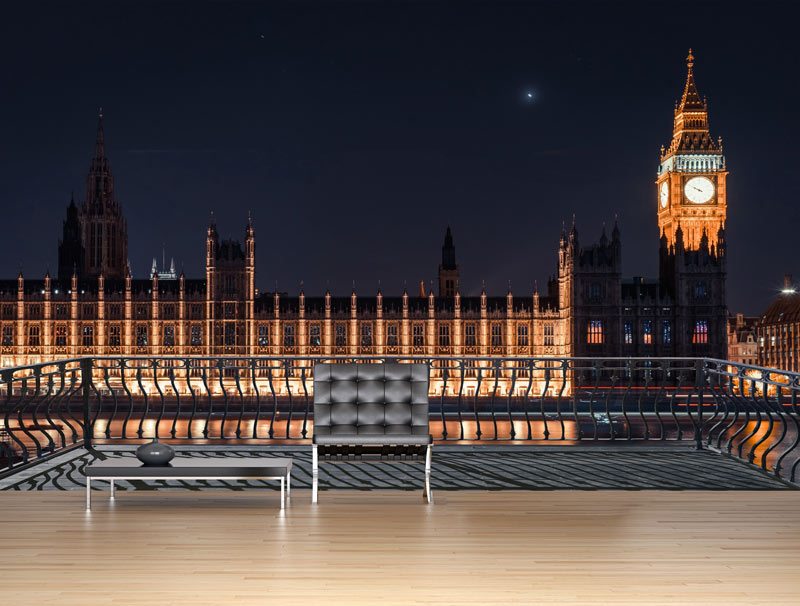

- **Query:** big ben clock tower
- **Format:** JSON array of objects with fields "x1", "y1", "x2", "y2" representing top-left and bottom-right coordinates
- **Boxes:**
[{"x1": 657, "y1": 50, "x2": 727, "y2": 250}]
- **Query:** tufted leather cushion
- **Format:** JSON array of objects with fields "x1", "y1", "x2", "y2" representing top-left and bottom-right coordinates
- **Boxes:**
[{"x1": 313, "y1": 363, "x2": 431, "y2": 445}]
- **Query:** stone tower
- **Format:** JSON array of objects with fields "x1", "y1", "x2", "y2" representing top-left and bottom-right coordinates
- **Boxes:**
[
  {"x1": 57, "y1": 194, "x2": 85, "y2": 282},
  {"x1": 438, "y1": 226, "x2": 459, "y2": 298},
  {"x1": 656, "y1": 49, "x2": 728, "y2": 250},
  {"x1": 79, "y1": 110, "x2": 128, "y2": 279}
]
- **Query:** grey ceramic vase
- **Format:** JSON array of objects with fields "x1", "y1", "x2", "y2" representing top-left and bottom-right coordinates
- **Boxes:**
[{"x1": 135, "y1": 438, "x2": 175, "y2": 466}]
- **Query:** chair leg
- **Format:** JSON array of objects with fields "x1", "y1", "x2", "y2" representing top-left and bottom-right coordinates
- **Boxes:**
[
  {"x1": 312, "y1": 444, "x2": 319, "y2": 504},
  {"x1": 424, "y1": 444, "x2": 433, "y2": 504}
]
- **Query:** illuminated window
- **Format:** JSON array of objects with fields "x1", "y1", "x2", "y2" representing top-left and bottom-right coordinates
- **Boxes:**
[
  {"x1": 693, "y1": 320, "x2": 709, "y2": 344},
  {"x1": 439, "y1": 324, "x2": 450, "y2": 347},
  {"x1": 387, "y1": 324, "x2": 398, "y2": 346},
  {"x1": 413, "y1": 324, "x2": 424, "y2": 347},
  {"x1": 491, "y1": 323, "x2": 502, "y2": 347},
  {"x1": 257, "y1": 324, "x2": 269, "y2": 346},
  {"x1": 28, "y1": 325, "x2": 40, "y2": 347},
  {"x1": 109, "y1": 304, "x2": 122, "y2": 320},
  {"x1": 335, "y1": 324, "x2": 346, "y2": 346},
  {"x1": 191, "y1": 325, "x2": 202, "y2": 346},
  {"x1": 309, "y1": 324, "x2": 321, "y2": 346},
  {"x1": 516, "y1": 325, "x2": 529, "y2": 347},
  {"x1": 283, "y1": 324, "x2": 295, "y2": 347},
  {"x1": 624, "y1": 321, "x2": 633, "y2": 345},
  {"x1": 136, "y1": 325, "x2": 148, "y2": 347},
  {"x1": 587, "y1": 320, "x2": 604, "y2": 344},
  {"x1": 109, "y1": 325, "x2": 121, "y2": 346},
  {"x1": 82, "y1": 304, "x2": 95, "y2": 320},
  {"x1": 224, "y1": 303, "x2": 236, "y2": 319},
  {"x1": 642, "y1": 320, "x2": 653, "y2": 345},
  {"x1": 224, "y1": 323, "x2": 236, "y2": 346},
  {"x1": 163, "y1": 325, "x2": 175, "y2": 346},
  {"x1": 465, "y1": 323, "x2": 476, "y2": 346},
  {"x1": 360, "y1": 324, "x2": 372, "y2": 347},
  {"x1": 543, "y1": 323, "x2": 554, "y2": 346},
  {"x1": 694, "y1": 281, "x2": 709, "y2": 301},
  {"x1": 82, "y1": 325, "x2": 94, "y2": 347},
  {"x1": 662, "y1": 320, "x2": 672, "y2": 346}
]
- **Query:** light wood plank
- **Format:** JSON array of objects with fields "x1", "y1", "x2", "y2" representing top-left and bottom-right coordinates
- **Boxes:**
[{"x1": 1, "y1": 490, "x2": 799, "y2": 605}]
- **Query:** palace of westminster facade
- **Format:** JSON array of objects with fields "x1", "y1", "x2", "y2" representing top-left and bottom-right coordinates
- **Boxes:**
[{"x1": 0, "y1": 52, "x2": 728, "y2": 392}]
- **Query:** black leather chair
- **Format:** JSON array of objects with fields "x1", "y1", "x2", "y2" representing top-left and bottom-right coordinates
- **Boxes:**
[{"x1": 312, "y1": 362, "x2": 433, "y2": 503}]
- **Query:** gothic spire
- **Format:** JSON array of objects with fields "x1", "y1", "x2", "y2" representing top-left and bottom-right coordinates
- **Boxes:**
[
  {"x1": 441, "y1": 226, "x2": 456, "y2": 270},
  {"x1": 678, "y1": 49, "x2": 705, "y2": 112},
  {"x1": 95, "y1": 108, "x2": 105, "y2": 158}
]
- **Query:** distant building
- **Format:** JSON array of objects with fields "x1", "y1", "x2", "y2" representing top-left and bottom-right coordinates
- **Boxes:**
[
  {"x1": 0, "y1": 51, "x2": 729, "y2": 375},
  {"x1": 757, "y1": 275, "x2": 800, "y2": 372},
  {"x1": 727, "y1": 313, "x2": 758, "y2": 366}
]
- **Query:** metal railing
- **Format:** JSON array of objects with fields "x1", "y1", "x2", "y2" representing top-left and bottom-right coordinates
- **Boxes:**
[{"x1": 1, "y1": 356, "x2": 798, "y2": 486}]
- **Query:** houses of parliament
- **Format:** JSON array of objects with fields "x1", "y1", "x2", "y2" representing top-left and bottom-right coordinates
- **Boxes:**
[{"x1": 0, "y1": 51, "x2": 728, "y2": 380}]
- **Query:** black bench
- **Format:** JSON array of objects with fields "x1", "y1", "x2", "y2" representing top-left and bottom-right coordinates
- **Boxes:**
[{"x1": 311, "y1": 362, "x2": 433, "y2": 503}]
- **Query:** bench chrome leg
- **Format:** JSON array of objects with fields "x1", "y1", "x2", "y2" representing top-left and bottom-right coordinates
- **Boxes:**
[
  {"x1": 110, "y1": 479, "x2": 115, "y2": 501},
  {"x1": 280, "y1": 477, "x2": 285, "y2": 510},
  {"x1": 424, "y1": 444, "x2": 433, "y2": 504},
  {"x1": 86, "y1": 478, "x2": 91, "y2": 511},
  {"x1": 312, "y1": 444, "x2": 318, "y2": 504},
  {"x1": 287, "y1": 471, "x2": 291, "y2": 500}
]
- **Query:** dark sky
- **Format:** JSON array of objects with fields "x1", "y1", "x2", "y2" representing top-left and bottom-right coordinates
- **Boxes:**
[{"x1": 1, "y1": 1, "x2": 797, "y2": 313}]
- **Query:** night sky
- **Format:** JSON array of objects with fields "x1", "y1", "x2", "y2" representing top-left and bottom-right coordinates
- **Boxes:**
[{"x1": 1, "y1": 1, "x2": 798, "y2": 313}]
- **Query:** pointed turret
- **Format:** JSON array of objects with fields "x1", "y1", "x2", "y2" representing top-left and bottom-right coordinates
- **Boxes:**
[
  {"x1": 95, "y1": 108, "x2": 105, "y2": 158},
  {"x1": 81, "y1": 110, "x2": 128, "y2": 279},
  {"x1": 699, "y1": 226, "x2": 710, "y2": 254},
  {"x1": 662, "y1": 49, "x2": 720, "y2": 160},
  {"x1": 678, "y1": 49, "x2": 705, "y2": 112},
  {"x1": 58, "y1": 194, "x2": 85, "y2": 283},
  {"x1": 438, "y1": 226, "x2": 460, "y2": 297}
]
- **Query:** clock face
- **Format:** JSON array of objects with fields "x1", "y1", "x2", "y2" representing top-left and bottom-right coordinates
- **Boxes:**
[
  {"x1": 684, "y1": 176, "x2": 715, "y2": 204},
  {"x1": 659, "y1": 181, "x2": 669, "y2": 208}
]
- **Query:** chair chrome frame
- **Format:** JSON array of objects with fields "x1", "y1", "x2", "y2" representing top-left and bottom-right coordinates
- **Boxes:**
[{"x1": 311, "y1": 443, "x2": 433, "y2": 504}]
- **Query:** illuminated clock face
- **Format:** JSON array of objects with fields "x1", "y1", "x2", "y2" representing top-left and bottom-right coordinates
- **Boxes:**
[
  {"x1": 659, "y1": 181, "x2": 669, "y2": 208},
  {"x1": 684, "y1": 176, "x2": 715, "y2": 204}
]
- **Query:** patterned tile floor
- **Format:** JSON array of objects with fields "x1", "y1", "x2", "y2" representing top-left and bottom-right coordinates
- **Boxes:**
[{"x1": 1, "y1": 445, "x2": 791, "y2": 491}]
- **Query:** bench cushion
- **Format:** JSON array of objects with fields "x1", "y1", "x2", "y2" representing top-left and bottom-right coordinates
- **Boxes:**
[
  {"x1": 313, "y1": 363, "x2": 430, "y2": 444},
  {"x1": 86, "y1": 456, "x2": 292, "y2": 478}
]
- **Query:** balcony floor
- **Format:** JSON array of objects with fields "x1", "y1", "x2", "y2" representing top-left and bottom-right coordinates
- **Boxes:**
[
  {"x1": 1, "y1": 489, "x2": 800, "y2": 605},
  {"x1": 0, "y1": 444, "x2": 792, "y2": 491}
]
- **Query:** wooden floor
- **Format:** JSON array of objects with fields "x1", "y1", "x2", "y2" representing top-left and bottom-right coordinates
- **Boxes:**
[{"x1": 2, "y1": 490, "x2": 799, "y2": 605}]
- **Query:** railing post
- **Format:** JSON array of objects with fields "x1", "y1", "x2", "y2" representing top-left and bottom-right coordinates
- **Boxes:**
[
  {"x1": 81, "y1": 358, "x2": 95, "y2": 453},
  {"x1": 695, "y1": 359, "x2": 705, "y2": 451}
]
